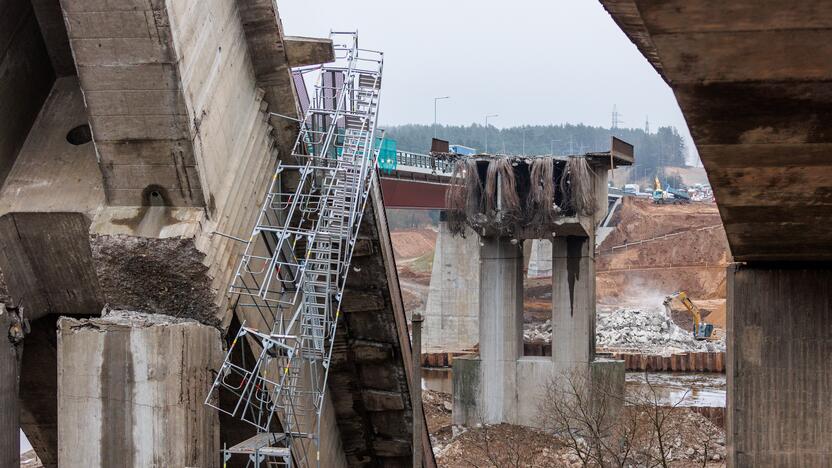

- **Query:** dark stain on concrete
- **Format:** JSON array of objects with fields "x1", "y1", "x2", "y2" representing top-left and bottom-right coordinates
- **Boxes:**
[
  {"x1": 100, "y1": 329, "x2": 134, "y2": 467},
  {"x1": 566, "y1": 236, "x2": 585, "y2": 317}
]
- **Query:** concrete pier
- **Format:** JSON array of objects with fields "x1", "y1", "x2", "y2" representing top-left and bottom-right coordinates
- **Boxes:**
[
  {"x1": 478, "y1": 237, "x2": 523, "y2": 423},
  {"x1": 423, "y1": 221, "x2": 480, "y2": 351},
  {"x1": 57, "y1": 311, "x2": 222, "y2": 467},
  {"x1": 454, "y1": 232, "x2": 623, "y2": 428},
  {"x1": 527, "y1": 239, "x2": 553, "y2": 278},
  {"x1": 727, "y1": 265, "x2": 832, "y2": 467},
  {"x1": 551, "y1": 235, "x2": 595, "y2": 372},
  {"x1": 0, "y1": 305, "x2": 19, "y2": 468}
]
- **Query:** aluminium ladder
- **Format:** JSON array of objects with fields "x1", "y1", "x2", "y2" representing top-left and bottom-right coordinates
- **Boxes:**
[{"x1": 205, "y1": 32, "x2": 383, "y2": 468}]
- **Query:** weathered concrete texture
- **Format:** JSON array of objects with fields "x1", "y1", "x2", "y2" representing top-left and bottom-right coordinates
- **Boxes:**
[
  {"x1": 331, "y1": 180, "x2": 436, "y2": 467},
  {"x1": 0, "y1": 0, "x2": 55, "y2": 187},
  {"x1": 0, "y1": 77, "x2": 104, "y2": 217},
  {"x1": 453, "y1": 231, "x2": 621, "y2": 428},
  {"x1": 527, "y1": 239, "x2": 553, "y2": 278},
  {"x1": 0, "y1": 305, "x2": 20, "y2": 468},
  {"x1": 91, "y1": 235, "x2": 218, "y2": 325},
  {"x1": 478, "y1": 237, "x2": 523, "y2": 424},
  {"x1": 235, "y1": 0, "x2": 301, "y2": 157},
  {"x1": 599, "y1": 0, "x2": 832, "y2": 261},
  {"x1": 59, "y1": 0, "x2": 202, "y2": 206},
  {"x1": 451, "y1": 355, "x2": 480, "y2": 427},
  {"x1": 551, "y1": 235, "x2": 595, "y2": 371},
  {"x1": 0, "y1": 77, "x2": 106, "y2": 321},
  {"x1": 0, "y1": 213, "x2": 103, "y2": 321},
  {"x1": 30, "y1": 0, "x2": 75, "y2": 76},
  {"x1": 423, "y1": 222, "x2": 480, "y2": 352},
  {"x1": 283, "y1": 36, "x2": 335, "y2": 67},
  {"x1": 727, "y1": 265, "x2": 832, "y2": 467},
  {"x1": 57, "y1": 310, "x2": 222, "y2": 468},
  {"x1": 19, "y1": 316, "x2": 60, "y2": 468}
]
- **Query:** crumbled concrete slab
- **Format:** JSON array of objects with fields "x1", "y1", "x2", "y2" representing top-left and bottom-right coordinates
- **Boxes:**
[{"x1": 90, "y1": 234, "x2": 218, "y2": 325}]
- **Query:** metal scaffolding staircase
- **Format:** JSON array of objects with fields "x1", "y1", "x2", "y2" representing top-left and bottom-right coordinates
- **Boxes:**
[{"x1": 205, "y1": 32, "x2": 383, "y2": 468}]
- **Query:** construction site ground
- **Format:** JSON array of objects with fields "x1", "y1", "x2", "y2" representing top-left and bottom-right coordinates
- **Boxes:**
[{"x1": 423, "y1": 389, "x2": 726, "y2": 467}]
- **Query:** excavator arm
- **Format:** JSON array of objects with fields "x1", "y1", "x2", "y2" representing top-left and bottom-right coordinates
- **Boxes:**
[{"x1": 664, "y1": 291, "x2": 713, "y2": 340}]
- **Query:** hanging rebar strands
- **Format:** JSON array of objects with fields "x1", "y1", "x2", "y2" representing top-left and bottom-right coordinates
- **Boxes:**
[{"x1": 205, "y1": 32, "x2": 383, "y2": 468}]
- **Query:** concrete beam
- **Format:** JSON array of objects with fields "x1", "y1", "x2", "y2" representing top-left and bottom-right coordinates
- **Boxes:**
[{"x1": 284, "y1": 36, "x2": 334, "y2": 67}]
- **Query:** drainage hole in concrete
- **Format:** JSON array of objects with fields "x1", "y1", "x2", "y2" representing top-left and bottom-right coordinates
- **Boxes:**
[{"x1": 66, "y1": 124, "x2": 92, "y2": 145}]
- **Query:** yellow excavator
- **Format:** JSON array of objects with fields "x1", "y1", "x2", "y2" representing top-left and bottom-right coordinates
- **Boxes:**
[{"x1": 663, "y1": 291, "x2": 714, "y2": 340}]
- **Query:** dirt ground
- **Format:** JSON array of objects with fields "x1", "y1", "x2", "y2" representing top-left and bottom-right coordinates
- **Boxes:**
[
  {"x1": 391, "y1": 229, "x2": 437, "y2": 260},
  {"x1": 597, "y1": 198, "x2": 730, "y2": 328},
  {"x1": 423, "y1": 390, "x2": 726, "y2": 467}
]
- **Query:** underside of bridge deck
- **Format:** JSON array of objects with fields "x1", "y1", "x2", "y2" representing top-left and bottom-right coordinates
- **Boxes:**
[
  {"x1": 601, "y1": 0, "x2": 832, "y2": 262},
  {"x1": 600, "y1": 2, "x2": 832, "y2": 466}
]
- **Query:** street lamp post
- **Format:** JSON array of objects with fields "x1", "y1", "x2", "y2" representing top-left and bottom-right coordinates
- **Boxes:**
[
  {"x1": 485, "y1": 113, "x2": 498, "y2": 153},
  {"x1": 434, "y1": 96, "x2": 450, "y2": 138},
  {"x1": 551, "y1": 139, "x2": 561, "y2": 156}
]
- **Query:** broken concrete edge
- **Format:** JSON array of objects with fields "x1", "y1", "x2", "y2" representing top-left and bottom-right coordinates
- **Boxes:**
[
  {"x1": 283, "y1": 36, "x2": 336, "y2": 68},
  {"x1": 58, "y1": 308, "x2": 209, "y2": 332},
  {"x1": 90, "y1": 233, "x2": 220, "y2": 327}
]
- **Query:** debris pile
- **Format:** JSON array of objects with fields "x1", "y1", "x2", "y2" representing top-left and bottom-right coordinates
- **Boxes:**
[
  {"x1": 523, "y1": 305, "x2": 726, "y2": 356},
  {"x1": 596, "y1": 306, "x2": 725, "y2": 355}
]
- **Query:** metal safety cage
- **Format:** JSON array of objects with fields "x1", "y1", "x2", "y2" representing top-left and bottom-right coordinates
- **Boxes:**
[{"x1": 205, "y1": 31, "x2": 383, "y2": 468}]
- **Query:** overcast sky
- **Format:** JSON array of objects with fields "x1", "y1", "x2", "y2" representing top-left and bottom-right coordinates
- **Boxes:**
[{"x1": 279, "y1": 0, "x2": 697, "y2": 162}]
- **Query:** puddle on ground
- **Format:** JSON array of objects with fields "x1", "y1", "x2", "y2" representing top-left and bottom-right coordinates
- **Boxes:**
[
  {"x1": 422, "y1": 368, "x2": 726, "y2": 408},
  {"x1": 625, "y1": 372, "x2": 725, "y2": 407}
]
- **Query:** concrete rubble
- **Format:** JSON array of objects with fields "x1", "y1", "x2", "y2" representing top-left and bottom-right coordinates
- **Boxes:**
[{"x1": 524, "y1": 304, "x2": 726, "y2": 356}]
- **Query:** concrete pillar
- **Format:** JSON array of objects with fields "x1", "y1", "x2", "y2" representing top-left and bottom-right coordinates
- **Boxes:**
[
  {"x1": 527, "y1": 239, "x2": 553, "y2": 278},
  {"x1": 57, "y1": 312, "x2": 222, "y2": 468},
  {"x1": 423, "y1": 221, "x2": 480, "y2": 351},
  {"x1": 727, "y1": 264, "x2": 832, "y2": 467},
  {"x1": 411, "y1": 313, "x2": 424, "y2": 468},
  {"x1": 478, "y1": 237, "x2": 523, "y2": 423},
  {"x1": 0, "y1": 305, "x2": 20, "y2": 468},
  {"x1": 551, "y1": 235, "x2": 595, "y2": 372}
]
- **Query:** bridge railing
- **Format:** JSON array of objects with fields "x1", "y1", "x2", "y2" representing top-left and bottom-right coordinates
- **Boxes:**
[{"x1": 394, "y1": 150, "x2": 454, "y2": 174}]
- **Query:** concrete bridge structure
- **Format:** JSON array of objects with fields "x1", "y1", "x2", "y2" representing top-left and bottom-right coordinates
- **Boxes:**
[
  {"x1": 0, "y1": 0, "x2": 432, "y2": 466},
  {"x1": 599, "y1": 1, "x2": 832, "y2": 466}
]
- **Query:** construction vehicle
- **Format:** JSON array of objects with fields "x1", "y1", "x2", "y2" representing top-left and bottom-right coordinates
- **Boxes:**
[
  {"x1": 663, "y1": 291, "x2": 714, "y2": 340},
  {"x1": 652, "y1": 176, "x2": 691, "y2": 204}
]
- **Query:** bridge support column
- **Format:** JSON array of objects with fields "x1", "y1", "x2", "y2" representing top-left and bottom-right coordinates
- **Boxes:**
[
  {"x1": 0, "y1": 305, "x2": 20, "y2": 468},
  {"x1": 423, "y1": 219, "x2": 480, "y2": 351},
  {"x1": 527, "y1": 239, "x2": 553, "y2": 278},
  {"x1": 727, "y1": 264, "x2": 832, "y2": 467},
  {"x1": 57, "y1": 311, "x2": 222, "y2": 467},
  {"x1": 551, "y1": 235, "x2": 595, "y2": 372},
  {"x1": 478, "y1": 237, "x2": 523, "y2": 424}
]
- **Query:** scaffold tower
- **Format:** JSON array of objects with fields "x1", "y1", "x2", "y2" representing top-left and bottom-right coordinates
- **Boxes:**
[{"x1": 205, "y1": 32, "x2": 383, "y2": 467}]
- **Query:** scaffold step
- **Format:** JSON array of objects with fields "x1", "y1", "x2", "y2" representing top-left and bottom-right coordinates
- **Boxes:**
[{"x1": 227, "y1": 432, "x2": 288, "y2": 455}]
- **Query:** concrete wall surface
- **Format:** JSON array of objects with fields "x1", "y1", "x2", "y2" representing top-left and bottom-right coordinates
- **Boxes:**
[
  {"x1": 0, "y1": 0, "x2": 55, "y2": 187},
  {"x1": 423, "y1": 222, "x2": 480, "y2": 351},
  {"x1": 727, "y1": 265, "x2": 832, "y2": 467},
  {"x1": 57, "y1": 311, "x2": 222, "y2": 468},
  {"x1": 527, "y1": 239, "x2": 553, "y2": 278}
]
